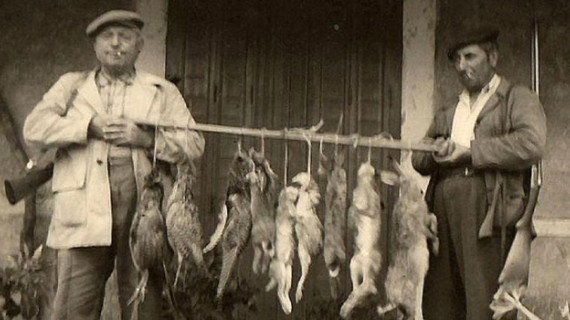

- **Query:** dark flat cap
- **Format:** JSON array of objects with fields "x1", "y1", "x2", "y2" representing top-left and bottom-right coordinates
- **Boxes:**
[
  {"x1": 446, "y1": 25, "x2": 499, "y2": 60},
  {"x1": 86, "y1": 10, "x2": 144, "y2": 37}
]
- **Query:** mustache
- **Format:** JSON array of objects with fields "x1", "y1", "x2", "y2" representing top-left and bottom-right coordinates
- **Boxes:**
[{"x1": 459, "y1": 70, "x2": 475, "y2": 80}]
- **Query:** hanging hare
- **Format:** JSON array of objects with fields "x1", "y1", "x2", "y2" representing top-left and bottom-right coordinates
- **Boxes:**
[
  {"x1": 265, "y1": 185, "x2": 299, "y2": 314},
  {"x1": 318, "y1": 150, "x2": 348, "y2": 300},
  {"x1": 291, "y1": 171, "x2": 323, "y2": 303},
  {"x1": 377, "y1": 157, "x2": 439, "y2": 320},
  {"x1": 248, "y1": 148, "x2": 280, "y2": 275},
  {"x1": 340, "y1": 161, "x2": 383, "y2": 319}
]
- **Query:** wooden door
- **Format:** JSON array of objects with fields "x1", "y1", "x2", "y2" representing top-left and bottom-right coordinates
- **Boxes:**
[{"x1": 167, "y1": 0, "x2": 401, "y2": 318}]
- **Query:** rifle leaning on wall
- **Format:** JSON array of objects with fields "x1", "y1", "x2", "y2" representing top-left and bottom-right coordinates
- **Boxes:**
[
  {"x1": 491, "y1": 19, "x2": 545, "y2": 320},
  {"x1": 497, "y1": 18, "x2": 543, "y2": 289}
]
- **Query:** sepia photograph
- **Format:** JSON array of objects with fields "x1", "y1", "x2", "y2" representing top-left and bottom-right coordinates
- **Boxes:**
[{"x1": 0, "y1": 0, "x2": 567, "y2": 319}]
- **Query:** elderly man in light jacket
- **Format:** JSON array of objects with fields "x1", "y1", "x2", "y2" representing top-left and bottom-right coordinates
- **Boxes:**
[{"x1": 23, "y1": 10, "x2": 204, "y2": 320}]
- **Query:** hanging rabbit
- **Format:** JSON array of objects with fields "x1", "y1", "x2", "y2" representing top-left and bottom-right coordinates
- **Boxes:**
[
  {"x1": 318, "y1": 138, "x2": 347, "y2": 300},
  {"x1": 340, "y1": 155, "x2": 383, "y2": 319},
  {"x1": 248, "y1": 146, "x2": 280, "y2": 275},
  {"x1": 265, "y1": 185, "x2": 299, "y2": 314},
  {"x1": 291, "y1": 134, "x2": 323, "y2": 304},
  {"x1": 377, "y1": 156, "x2": 439, "y2": 320}
]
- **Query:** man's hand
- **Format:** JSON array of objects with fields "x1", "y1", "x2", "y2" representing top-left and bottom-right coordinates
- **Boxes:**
[
  {"x1": 433, "y1": 141, "x2": 472, "y2": 165},
  {"x1": 89, "y1": 115, "x2": 154, "y2": 148},
  {"x1": 88, "y1": 115, "x2": 107, "y2": 140},
  {"x1": 432, "y1": 137, "x2": 455, "y2": 158}
]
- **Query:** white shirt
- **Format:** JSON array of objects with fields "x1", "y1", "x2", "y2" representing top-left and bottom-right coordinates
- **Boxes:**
[{"x1": 451, "y1": 74, "x2": 501, "y2": 148}]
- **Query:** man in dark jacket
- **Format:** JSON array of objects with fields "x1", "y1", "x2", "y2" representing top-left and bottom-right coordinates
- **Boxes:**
[{"x1": 412, "y1": 26, "x2": 547, "y2": 320}]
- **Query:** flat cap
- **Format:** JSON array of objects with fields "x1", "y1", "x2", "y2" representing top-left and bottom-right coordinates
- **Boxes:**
[
  {"x1": 446, "y1": 25, "x2": 499, "y2": 60},
  {"x1": 86, "y1": 10, "x2": 144, "y2": 37}
]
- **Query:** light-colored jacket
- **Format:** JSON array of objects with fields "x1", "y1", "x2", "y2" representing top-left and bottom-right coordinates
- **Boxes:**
[{"x1": 23, "y1": 69, "x2": 205, "y2": 249}]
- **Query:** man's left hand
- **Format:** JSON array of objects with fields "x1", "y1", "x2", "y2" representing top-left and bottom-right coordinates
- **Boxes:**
[
  {"x1": 433, "y1": 141, "x2": 472, "y2": 165},
  {"x1": 105, "y1": 118, "x2": 154, "y2": 148}
]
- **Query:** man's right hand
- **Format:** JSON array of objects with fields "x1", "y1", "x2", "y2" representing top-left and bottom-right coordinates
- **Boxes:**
[
  {"x1": 88, "y1": 115, "x2": 154, "y2": 148},
  {"x1": 88, "y1": 115, "x2": 108, "y2": 140}
]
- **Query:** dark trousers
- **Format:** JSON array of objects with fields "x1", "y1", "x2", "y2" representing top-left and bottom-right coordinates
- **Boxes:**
[
  {"x1": 51, "y1": 159, "x2": 161, "y2": 320},
  {"x1": 423, "y1": 173, "x2": 513, "y2": 320}
]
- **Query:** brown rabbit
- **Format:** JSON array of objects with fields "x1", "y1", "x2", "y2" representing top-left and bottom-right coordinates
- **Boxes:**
[
  {"x1": 377, "y1": 157, "x2": 439, "y2": 320},
  {"x1": 248, "y1": 148, "x2": 280, "y2": 275},
  {"x1": 318, "y1": 151, "x2": 347, "y2": 300}
]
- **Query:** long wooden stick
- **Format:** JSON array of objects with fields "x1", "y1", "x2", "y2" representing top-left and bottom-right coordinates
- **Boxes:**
[{"x1": 136, "y1": 119, "x2": 439, "y2": 152}]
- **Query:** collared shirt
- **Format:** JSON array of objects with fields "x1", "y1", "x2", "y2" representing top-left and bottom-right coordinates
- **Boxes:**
[
  {"x1": 451, "y1": 74, "x2": 501, "y2": 148},
  {"x1": 95, "y1": 68, "x2": 136, "y2": 159}
]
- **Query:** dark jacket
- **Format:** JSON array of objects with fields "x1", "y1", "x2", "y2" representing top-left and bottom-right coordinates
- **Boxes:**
[{"x1": 412, "y1": 78, "x2": 547, "y2": 237}]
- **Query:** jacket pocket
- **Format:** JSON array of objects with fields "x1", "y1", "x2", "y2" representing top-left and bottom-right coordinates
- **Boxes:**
[
  {"x1": 53, "y1": 190, "x2": 86, "y2": 226},
  {"x1": 51, "y1": 147, "x2": 87, "y2": 192}
]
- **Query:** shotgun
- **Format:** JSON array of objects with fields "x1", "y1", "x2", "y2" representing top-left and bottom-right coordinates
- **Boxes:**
[{"x1": 4, "y1": 162, "x2": 54, "y2": 205}]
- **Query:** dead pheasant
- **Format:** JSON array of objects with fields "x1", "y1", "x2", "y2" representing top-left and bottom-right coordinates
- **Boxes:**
[
  {"x1": 340, "y1": 162, "x2": 383, "y2": 318},
  {"x1": 377, "y1": 158, "x2": 438, "y2": 320},
  {"x1": 248, "y1": 148, "x2": 280, "y2": 275},
  {"x1": 166, "y1": 160, "x2": 211, "y2": 286},
  {"x1": 291, "y1": 171, "x2": 323, "y2": 303},
  {"x1": 318, "y1": 151, "x2": 347, "y2": 300},
  {"x1": 216, "y1": 149, "x2": 255, "y2": 300},
  {"x1": 265, "y1": 186, "x2": 299, "y2": 314},
  {"x1": 128, "y1": 169, "x2": 170, "y2": 313}
]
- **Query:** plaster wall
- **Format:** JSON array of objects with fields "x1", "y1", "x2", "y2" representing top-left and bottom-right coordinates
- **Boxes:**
[
  {"x1": 136, "y1": 0, "x2": 168, "y2": 77},
  {"x1": 402, "y1": 0, "x2": 436, "y2": 188}
]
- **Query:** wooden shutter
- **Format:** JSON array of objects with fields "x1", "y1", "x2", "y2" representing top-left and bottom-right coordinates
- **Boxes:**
[{"x1": 167, "y1": 0, "x2": 401, "y2": 318}]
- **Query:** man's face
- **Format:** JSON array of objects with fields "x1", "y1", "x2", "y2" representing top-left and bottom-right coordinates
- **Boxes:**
[
  {"x1": 453, "y1": 44, "x2": 497, "y2": 93},
  {"x1": 93, "y1": 25, "x2": 143, "y2": 73}
]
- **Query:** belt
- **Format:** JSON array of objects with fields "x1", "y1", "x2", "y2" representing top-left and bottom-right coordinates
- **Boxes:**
[{"x1": 438, "y1": 166, "x2": 481, "y2": 179}]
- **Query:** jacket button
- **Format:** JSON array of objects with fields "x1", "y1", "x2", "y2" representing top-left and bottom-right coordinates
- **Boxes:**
[{"x1": 96, "y1": 159, "x2": 103, "y2": 165}]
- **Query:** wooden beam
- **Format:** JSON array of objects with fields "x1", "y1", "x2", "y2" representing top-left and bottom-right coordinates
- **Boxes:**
[{"x1": 137, "y1": 119, "x2": 439, "y2": 152}]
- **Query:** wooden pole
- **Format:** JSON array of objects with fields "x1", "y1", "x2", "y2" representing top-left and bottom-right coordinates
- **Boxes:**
[{"x1": 135, "y1": 119, "x2": 439, "y2": 152}]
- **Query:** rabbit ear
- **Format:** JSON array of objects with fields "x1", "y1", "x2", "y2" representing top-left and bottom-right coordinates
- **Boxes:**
[{"x1": 380, "y1": 170, "x2": 400, "y2": 186}]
